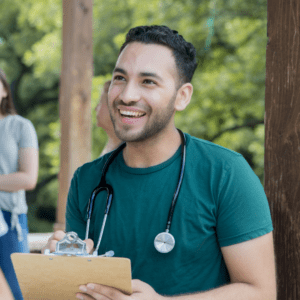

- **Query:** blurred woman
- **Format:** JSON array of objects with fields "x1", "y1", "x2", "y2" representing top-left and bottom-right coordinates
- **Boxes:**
[
  {"x1": 95, "y1": 80, "x2": 122, "y2": 156},
  {"x1": 0, "y1": 268, "x2": 14, "y2": 300},
  {"x1": 0, "y1": 69, "x2": 39, "y2": 299}
]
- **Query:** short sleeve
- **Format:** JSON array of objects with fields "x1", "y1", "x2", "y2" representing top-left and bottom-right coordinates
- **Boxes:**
[
  {"x1": 65, "y1": 168, "x2": 87, "y2": 239},
  {"x1": 216, "y1": 156, "x2": 273, "y2": 247},
  {"x1": 19, "y1": 119, "x2": 38, "y2": 149}
]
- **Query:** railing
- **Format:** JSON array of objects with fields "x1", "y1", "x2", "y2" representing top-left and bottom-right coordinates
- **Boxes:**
[{"x1": 28, "y1": 232, "x2": 52, "y2": 253}]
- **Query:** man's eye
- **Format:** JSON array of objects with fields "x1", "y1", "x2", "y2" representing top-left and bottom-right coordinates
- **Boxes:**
[
  {"x1": 114, "y1": 75, "x2": 125, "y2": 81},
  {"x1": 143, "y1": 79, "x2": 156, "y2": 85}
]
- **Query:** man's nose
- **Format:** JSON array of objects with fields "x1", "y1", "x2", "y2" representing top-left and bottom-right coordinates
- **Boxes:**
[{"x1": 120, "y1": 81, "x2": 141, "y2": 104}]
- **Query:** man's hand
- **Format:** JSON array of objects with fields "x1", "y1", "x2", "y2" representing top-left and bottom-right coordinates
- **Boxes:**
[
  {"x1": 76, "y1": 279, "x2": 166, "y2": 300},
  {"x1": 41, "y1": 230, "x2": 94, "y2": 254}
]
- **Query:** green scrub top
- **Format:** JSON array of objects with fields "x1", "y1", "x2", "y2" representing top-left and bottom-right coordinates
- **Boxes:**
[{"x1": 66, "y1": 133, "x2": 273, "y2": 296}]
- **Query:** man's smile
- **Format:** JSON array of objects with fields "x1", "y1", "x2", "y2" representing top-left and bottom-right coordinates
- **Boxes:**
[
  {"x1": 116, "y1": 107, "x2": 148, "y2": 125},
  {"x1": 119, "y1": 109, "x2": 146, "y2": 118}
]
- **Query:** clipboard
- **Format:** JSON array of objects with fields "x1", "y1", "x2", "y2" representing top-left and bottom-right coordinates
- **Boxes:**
[
  {"x1": 11, "y1": 254, "x2": 132, "y2": 300},
  {"x1": 11, "y1": 233, "x2": 132, "y2": 300}
]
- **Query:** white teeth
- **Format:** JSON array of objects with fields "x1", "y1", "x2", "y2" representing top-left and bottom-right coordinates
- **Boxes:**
[{"x1": 120, "y1": 110, "x2": 145, "y2": 117}]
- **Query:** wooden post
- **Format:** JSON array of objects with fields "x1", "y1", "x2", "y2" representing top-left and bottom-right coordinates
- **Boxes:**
[
  {"x1": 265, "y1": 0, "x2": 300, "y2": 298},
  {"x1": 54, "y1": 0, "x2": 93, "y2": 231}
]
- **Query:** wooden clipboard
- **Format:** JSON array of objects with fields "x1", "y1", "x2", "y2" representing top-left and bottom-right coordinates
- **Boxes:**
[{"x1": 11, "y1": 253, "x2": 132, "y2": 300}]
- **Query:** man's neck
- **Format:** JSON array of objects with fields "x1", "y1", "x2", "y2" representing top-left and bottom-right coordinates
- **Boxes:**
[{"x1": 122, "y1": 127, "x2": 182, "y2": 168}]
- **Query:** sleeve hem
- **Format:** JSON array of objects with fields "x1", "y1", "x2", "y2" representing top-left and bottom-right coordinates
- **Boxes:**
[{"x1": 219, "y1": 224, "x2": 274, "y2": 247}]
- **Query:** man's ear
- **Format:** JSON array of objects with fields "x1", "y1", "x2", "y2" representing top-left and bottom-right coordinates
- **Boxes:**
[{"x1": 174, "y1": 83, "x2": 193, "y2": 111}]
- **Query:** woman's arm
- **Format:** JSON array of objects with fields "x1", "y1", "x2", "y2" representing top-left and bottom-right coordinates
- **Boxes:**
[
  {"x1": 0, "y1": 269, "x2": 14, "y2": 300},
  {"x1": 0, "y1": 147, "x2": 39, "y2": 192}
]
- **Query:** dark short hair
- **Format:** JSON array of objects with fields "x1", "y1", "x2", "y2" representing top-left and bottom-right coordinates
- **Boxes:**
[
  {"x1": 0, "y1": 69, "x2": 16, "y2": 116},
  {"x1": 119, "y1": 25, "x2": 197, "y2": 86}
]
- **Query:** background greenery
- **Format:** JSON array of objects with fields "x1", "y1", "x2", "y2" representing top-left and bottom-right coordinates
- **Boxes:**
[{"x1": 0, "y1": 0, "x2": 267, "y2": 232}]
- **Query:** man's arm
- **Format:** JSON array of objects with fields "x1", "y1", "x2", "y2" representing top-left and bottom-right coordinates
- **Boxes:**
[
  {"x1": 165, "y1": 232, "x2": 277, "y2": 300},
  {"x1": 76, "y1": 232, "x2": 276, "y2": 300},
  {"x1": 0, "y1": 148, "x2": 39, "y2": 192}
]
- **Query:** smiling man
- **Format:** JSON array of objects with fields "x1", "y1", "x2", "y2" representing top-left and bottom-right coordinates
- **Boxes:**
[{"x1": 44, "y1": 25, "x2": 276, "y2": 300}]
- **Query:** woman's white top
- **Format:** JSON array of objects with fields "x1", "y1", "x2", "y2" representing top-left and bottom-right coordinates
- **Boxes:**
[{"x1": 0, "y1": 114, "x2": 38, "y2": 239}]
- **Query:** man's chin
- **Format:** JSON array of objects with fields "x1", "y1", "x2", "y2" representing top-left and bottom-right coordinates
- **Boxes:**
[{"x1": 115, "y1": 129, "x2": 146, "y2": 143}]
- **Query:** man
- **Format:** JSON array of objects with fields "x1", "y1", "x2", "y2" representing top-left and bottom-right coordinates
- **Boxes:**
[{"x1": 44, "y1": 25, "x2": 276, "y2": 299}]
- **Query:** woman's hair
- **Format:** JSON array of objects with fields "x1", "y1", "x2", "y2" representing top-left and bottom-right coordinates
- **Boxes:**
[
  {"x1": 0, "y1": 69, "x2": 17, "y2": 116},
  {"x1": 103, "y1": 80, "x2": 111, "y2": 93}
]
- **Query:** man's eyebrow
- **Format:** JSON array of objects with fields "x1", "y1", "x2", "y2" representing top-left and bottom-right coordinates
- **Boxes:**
[
  {"x1": 113, "y1": 68, "x2": 164, "y2": 82},
  {"x1": 140, "y1": 72, "x2": 164, "y2": 82},
  {"x1": 113, "y1": 67, "x2": 127, "y2": 75}
]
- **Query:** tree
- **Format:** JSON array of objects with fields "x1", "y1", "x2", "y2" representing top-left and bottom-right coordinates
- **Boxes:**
[{"x1": 0, "y1": 0, "x2": 267, "y2": 232}]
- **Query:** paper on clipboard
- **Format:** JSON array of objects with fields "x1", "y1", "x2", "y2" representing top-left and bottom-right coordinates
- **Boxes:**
[{"x1": 11, "y1": 253, "x2": 132, "y2": 300}]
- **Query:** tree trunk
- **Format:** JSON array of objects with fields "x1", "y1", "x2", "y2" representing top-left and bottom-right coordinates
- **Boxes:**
[
  {"x1": 265, "y1": 0, "x2": 300, "y2": 298},
  {"x1": 54, "y1": 0, "x2": 93, "y2": 231}
]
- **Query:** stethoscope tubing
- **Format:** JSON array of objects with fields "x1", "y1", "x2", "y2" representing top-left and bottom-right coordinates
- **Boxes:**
[
  {"x1": 85, "y1": 145, "x2": 125, "y2": 241},
  {"x1": 165, "y1": 133, "x2": 186, "y2": 232},
  {"x1": 85, "y1": 129, "x2": 186, "y2": 253}
]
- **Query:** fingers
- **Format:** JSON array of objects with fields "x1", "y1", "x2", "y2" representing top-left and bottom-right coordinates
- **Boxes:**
[
  {"x1": 76, "y1": 292, "x2": 100, "y2": 300},
  {"x1": 84, "y1": 238, "x2": 94, "y2": 254},
  {"x1": 77, "y1": 284, "x2": 128, "y2": 300},
  {"x1": 76, "y1": 293, "x2": 110, "y2": 300},
  {"x1": 41, "y1": 231, "x2": 95, "y2": 255},
  {"x1": 131, "y1": 279, "x2": 145, "y2": 292},
  {"x1": 76, "y1": 292, "x2": 102, "y2": 300},
  {"x1": 131, "y1": 280, "x2": 158, "y2": 297},
  {"x1": 41, "y1": 230, "x2": 65, "y2": 254}
]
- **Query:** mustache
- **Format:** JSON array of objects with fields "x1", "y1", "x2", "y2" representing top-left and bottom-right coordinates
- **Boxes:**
[{"x1": 113, "y1": 99, "x2": 150, "y2": 113}]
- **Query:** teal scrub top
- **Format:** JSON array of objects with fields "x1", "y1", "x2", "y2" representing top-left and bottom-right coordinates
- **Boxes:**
[{"x1": 66, "y1": 133, "x2": 273, "y2": 296}]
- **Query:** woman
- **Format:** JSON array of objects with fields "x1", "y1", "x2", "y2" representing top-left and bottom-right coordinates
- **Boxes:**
[
  {"x1": 0, "y1": 69, "x2": 39, "y2": 299},
  {"x1": 0, "y1": 268, "x2": 14, "y2": 300},
  {"x1": 95, "y1": 80, "x2": 122, "y2": 156}
]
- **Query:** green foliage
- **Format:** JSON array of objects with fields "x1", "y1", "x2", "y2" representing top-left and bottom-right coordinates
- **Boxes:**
[{"x1": 0, "y1": 0, "x2": 267, "y2": 232}]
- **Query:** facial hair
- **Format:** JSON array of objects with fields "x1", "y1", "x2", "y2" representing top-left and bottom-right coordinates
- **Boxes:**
[{"x1": 109, "y1": 93, "x2": 177, "y2": 143}]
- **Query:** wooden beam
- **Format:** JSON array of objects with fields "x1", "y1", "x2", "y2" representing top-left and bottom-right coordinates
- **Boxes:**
[
  {"x1": 265, "y1": 0, "x2": 300, "y2": 298},
  {"x1": 54, "y1": 0, "x2": 93, "y2": 231}
]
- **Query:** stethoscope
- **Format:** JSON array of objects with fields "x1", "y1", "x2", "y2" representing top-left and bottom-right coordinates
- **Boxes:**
[{"x1": 85, "y1": 129, "x2": 186, "y2": 254}]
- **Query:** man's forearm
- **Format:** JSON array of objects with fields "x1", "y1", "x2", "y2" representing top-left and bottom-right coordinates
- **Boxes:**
[
  {"x1": 165, "y1": 283, "x2": 276, "y2": 300},
  {"x1": 0, "y1": 172, "x2": 36, "y2": 192}
]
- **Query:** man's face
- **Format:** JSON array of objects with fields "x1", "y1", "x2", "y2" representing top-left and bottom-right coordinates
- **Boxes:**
[{"x1": 108, "y1": 42, "x2": 179, "y2": 142}]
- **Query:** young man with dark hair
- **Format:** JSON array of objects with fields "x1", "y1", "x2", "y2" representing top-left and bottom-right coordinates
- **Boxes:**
[{"x1": 44, "y1": 25, "x2": 276, "y2": 300}]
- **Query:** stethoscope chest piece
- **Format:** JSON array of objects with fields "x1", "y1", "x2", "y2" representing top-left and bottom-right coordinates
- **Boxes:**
[{"x1": 154, "y1": 232, "x2": 175, "y2": 253}]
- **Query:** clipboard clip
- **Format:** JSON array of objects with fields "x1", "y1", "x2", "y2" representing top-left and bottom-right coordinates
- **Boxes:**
[{"x1": 44, "y1": 231, "x2": 114, "y2": 257}]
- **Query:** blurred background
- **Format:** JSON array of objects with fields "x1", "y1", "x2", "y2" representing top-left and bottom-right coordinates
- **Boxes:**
[{"x1": 0, "y1": 0, "x2": 267, "y2": 233}]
